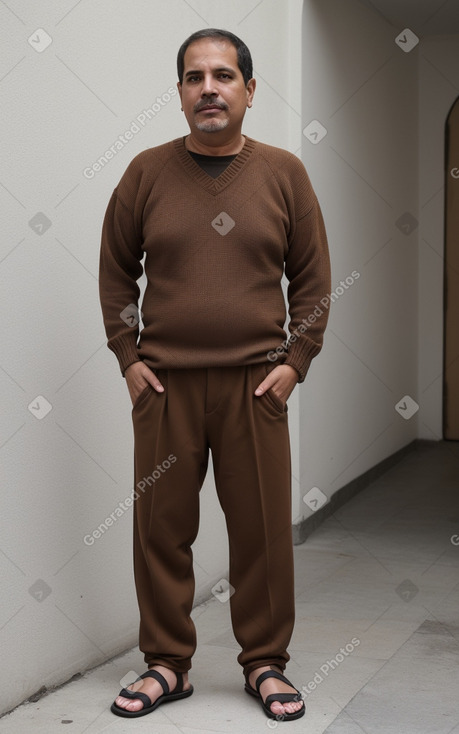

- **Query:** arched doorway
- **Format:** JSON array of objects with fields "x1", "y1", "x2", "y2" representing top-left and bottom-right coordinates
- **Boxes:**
[{"x1": 444, "y1": 96, "x2": 459, "y2": 440}]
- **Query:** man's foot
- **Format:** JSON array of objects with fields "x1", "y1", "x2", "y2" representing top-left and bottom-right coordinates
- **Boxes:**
[
  {"x1": 114, "y1": 665, "x2": 191, "y2": 713},
  {"x1": 248, "y1": 665, "x2": 304, "y2": 717}
]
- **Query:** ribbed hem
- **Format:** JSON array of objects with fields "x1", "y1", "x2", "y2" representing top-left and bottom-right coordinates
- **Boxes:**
[
  {"x1": 284, "y1": 337, "x2": 321, "y2": 383},
  {"x1": 107, "y1": 334, "x2": 141, "y2": 376}
]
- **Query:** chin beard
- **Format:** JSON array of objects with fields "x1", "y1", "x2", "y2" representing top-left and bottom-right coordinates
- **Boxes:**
[{"x1": 195, "y1": 117, "x2": 229, "y2": 133}]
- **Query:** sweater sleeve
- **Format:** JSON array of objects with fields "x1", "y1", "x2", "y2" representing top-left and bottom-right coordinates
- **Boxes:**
[
  {"x1": 99, "y1": 187, "x2": 144, "y2": 376},
  {"x1": 283, "y1": 196, "x2": 331, "y2": 383}
]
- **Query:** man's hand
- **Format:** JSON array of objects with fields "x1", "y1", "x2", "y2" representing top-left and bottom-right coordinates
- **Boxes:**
[
  {"x1": 125, "y1": 361, "x2": 164, "y2": 406},
  {"x1": 254, "y1": 364, "x2": 299, "y2": 405}
]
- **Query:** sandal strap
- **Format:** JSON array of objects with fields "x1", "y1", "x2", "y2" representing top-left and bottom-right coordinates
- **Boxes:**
[
  {"x1": 137, "y1": 669, "x2": 170, "y2": 695},
  {"x1": 139, "y1": 668, "x2": 184, "y2": 694},
  {"x1": 264, "y1": 692, "x2": 303, "y2": 706},
  {"x1": 253, "y1": 669, "x2": 295, "y2": 694},
  {"x1": 118, "y1": 688, "x2": 152, "y2": 708},
  {"x1": 172, "y1": 671, "x2": 184, "y2": 693},
  {"x1": 116, "y1": 668, "x2": 185, "y2": 710}
]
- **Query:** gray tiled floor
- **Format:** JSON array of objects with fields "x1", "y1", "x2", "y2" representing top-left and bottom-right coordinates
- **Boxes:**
[{"x1": 1, "y1": 440, "x2": 459, "y2": 733}]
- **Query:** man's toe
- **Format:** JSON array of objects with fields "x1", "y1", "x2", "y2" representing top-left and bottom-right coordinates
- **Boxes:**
[
  {"x1": 270, "y1": 699, "x2": 304, "y2": 715},
  {"x1": 115, "y1": 695, "x2": 143, "y2": 711}
]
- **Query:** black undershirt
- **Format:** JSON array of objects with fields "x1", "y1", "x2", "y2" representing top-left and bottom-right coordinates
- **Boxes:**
[{"x1": 188, "y1": 150, "x2": 237, "y2": 179}]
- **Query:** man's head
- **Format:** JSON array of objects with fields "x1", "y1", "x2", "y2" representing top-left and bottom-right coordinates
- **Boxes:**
[
  {"x1": 177, "y1": 29, "x2": 253, "y2": 86},
  {"x1": 177, "y1": 29, "x2": 255, "y2": 141}
]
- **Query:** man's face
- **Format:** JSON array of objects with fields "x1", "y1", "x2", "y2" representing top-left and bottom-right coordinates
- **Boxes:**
[{"x1": 177, "y1": 37, "x2": 255, "y2": 136}]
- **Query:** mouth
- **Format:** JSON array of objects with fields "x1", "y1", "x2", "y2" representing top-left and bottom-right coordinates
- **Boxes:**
[{"x1": 197, "y1": 104, "x2": 225, "y2": 113}]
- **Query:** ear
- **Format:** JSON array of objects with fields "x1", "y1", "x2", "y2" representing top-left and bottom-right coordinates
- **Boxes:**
[
  {"x1": 177, "y1": 81, "x2": 184, "y2": 111},
  {"x1": 246, "y1": 78, "x2": 256, "y2": 108}
]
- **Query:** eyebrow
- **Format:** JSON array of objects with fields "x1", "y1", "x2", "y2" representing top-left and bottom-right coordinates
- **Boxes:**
[{"x1": 184, "y1": 66, "x2": 236, "y2": 78}]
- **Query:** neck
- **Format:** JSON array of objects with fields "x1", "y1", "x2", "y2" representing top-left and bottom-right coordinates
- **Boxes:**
[{"x1": 185, "y1": 132, "x2": 246, "y2": 156}]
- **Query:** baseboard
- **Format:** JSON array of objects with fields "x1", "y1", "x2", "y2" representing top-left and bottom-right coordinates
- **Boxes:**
[{"x1": 292, "y1": 438, "x2": 439, "y2": 546}]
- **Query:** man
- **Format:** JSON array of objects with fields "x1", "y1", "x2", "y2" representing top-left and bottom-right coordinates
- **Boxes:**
[{"x1": 99, "y1": 28, "x2": 331, "y2": 722}]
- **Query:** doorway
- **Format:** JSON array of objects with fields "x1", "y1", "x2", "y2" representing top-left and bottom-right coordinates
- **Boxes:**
[{"x1": 444, "y1": 96, "x2": 459, "y2": 440}]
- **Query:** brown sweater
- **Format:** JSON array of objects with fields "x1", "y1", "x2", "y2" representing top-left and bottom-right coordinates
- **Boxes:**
[{"x1": 99, "y1": 135, "x2": 331, "y2": 382}]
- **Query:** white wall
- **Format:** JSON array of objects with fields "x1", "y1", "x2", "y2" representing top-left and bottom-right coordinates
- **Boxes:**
[
  {"x1": 0, "y1": 0, "x2": 303, "y2": 715},
  {"x1": 296, "y1": 0, "x2": 420, "y2": 521}
]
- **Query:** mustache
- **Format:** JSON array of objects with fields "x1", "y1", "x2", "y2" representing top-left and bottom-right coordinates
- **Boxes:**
[{"x1": 194, "y1": 100, "x2": 228, "y2": 112}]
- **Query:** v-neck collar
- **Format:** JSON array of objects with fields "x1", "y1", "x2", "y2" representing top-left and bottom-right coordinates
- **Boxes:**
[{"x1": 173, "y1": 135, "x2": 257, "y2": 195}]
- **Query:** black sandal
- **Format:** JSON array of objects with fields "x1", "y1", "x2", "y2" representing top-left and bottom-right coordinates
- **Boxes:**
[
  {"x1": 244, "y1": 668, "x2": 305, "y2": 721},
  {"x1": 110, "y1": 668, "x2": 193, "y2": 718}
]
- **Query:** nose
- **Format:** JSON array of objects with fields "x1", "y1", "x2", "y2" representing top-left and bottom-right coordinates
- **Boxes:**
[{"x1": 201, "y1": 73, "x2": 218, "y2": 97}]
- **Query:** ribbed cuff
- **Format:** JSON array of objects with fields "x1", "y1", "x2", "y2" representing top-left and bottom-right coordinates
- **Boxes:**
[
  {"x1": 284, "y1": 337, "x2": 320, "y2": 383},
  {"x1": 107, "y1": 334, "x2": 141, "y2": 376}
]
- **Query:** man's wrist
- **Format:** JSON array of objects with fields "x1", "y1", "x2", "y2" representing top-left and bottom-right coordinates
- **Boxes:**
[
  {"x1": 122, "y1": 358, "x2": 141, "y2": 378},
  {"x1": 282, "y1": 362, "x2": 301, "y2": 382}
]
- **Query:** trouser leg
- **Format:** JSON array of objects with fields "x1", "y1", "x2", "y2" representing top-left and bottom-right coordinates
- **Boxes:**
[
  {"x1": 206, "y1": 363, "x2": 295, "y2": 681},
  {"x1": 131, "y1": 368, "x2": 208, "y2": 672}
]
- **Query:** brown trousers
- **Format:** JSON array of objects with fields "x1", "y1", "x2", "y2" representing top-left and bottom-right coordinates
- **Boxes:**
[{"x1": 130, "y1": 362, "x2": 295, "y2": 681}]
